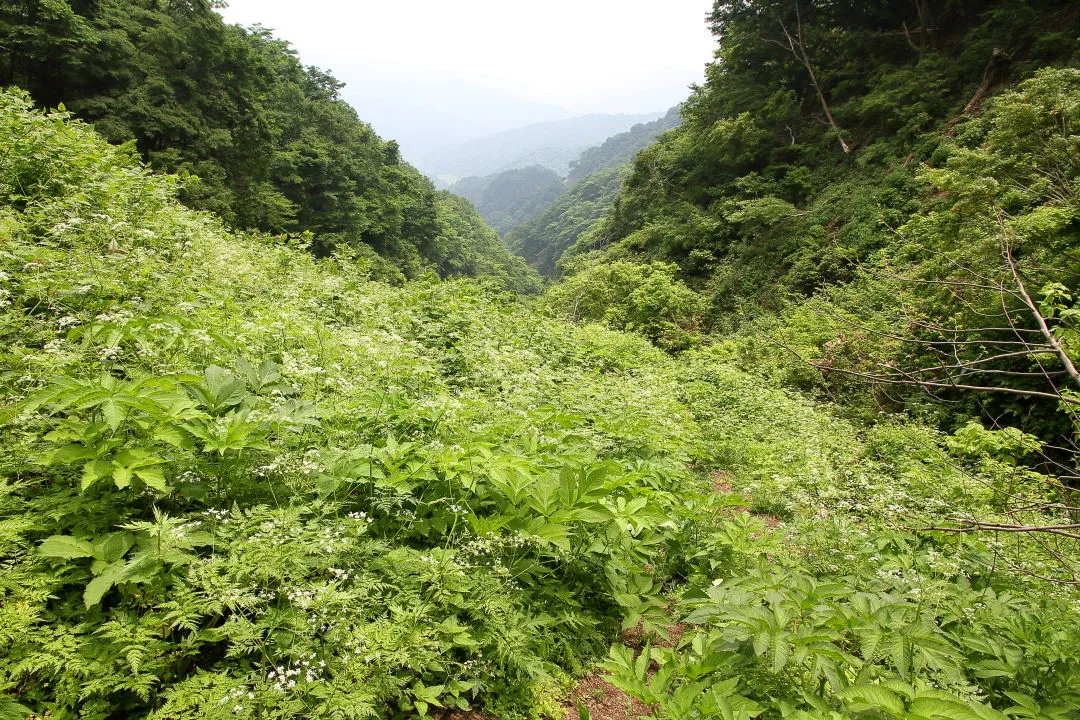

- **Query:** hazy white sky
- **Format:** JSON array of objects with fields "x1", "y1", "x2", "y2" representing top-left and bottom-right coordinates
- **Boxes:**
[{"x1": 217, "y1": 0, "x2": 717, "y2": 159}]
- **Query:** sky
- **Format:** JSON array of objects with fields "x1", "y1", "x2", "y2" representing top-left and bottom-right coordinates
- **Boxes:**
[{"x1": 216, "y1": 0, "x2": 717, "y2": 161}]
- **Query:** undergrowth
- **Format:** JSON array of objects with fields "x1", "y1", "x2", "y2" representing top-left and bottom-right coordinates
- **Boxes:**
[{"x1": 0, "y1": 90, "x2": 1078, "y2": 719}]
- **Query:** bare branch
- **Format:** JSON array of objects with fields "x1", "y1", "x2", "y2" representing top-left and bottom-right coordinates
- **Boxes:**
[
  {"x1": 773, "y1": 3, "x2": 850, "y2": 153},
  {"x1": 919, "y1": 517, "x2": 1080, "y2": 541},
  {"x1": 1000, "y1": 224, "x2": 1080, "y2": 388}
]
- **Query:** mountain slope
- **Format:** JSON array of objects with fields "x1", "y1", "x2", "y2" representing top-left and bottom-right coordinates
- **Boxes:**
[
  {"x1": 539, "y1": 0, "x2": 1080, "y2": 477},
  {"x1": 448, "y1": 165, "x2": 565, "y2": 235},
  {"x1": 578, "y1": 1, "x2": 1080, "y2": 307},
  {"x1": 0, "y1": 0, "x2": 534, "y2": 284},
  {"x1": 505, "y1": 165, "x2": 626, "y2": 276},
  {"x1": 567, "y1": 106, "x2": 683, "y2": 183},
  {"x1": 503, "y1": 108, "x2": 684, "y2": 275}
]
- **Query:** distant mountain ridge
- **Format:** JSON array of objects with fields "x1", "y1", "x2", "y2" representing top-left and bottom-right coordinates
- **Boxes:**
[{"x1": 419, "y1": 112, "x2": 663, "y2": 184}]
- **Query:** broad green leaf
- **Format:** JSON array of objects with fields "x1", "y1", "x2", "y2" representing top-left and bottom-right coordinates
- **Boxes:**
[
  {"x1": 80, "y1": 460, "x2": 112, "y2": 491},
  {"x1": 909, "y1": 698, "x2": 986, "y2": 720},
  {"x1": 772, "y1": 633, "x2": 791, "y2": 673},
  {"x1": 84, "y1": 559, "x2": 128, "y2": 608},
  {"x1": 38, "y1": 535, "x2": 95, "y2": 559},
  {"x1": 42, "y1": 443, "x2": 96, "y2": 465},
  {"x1": 134, "y1": 466, "x2": 167, "y2": 491},
  {"x1": 840, "y1": 685, "x2": 905, "y2": 716},
  {"x1": 94, "y1": 532, "x2": 135, "y2": 563},
  {"x1": 152, "y1": 423, "x2": 191, "y2": 448}
]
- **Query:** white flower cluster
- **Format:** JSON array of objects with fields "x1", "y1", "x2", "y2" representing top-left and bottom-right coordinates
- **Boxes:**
[
  {"x1": 327, "y1": 567, "x2": 351, "y2": 581},
  {"x1": 0, "y1": 288, "x2": 11, "y2": 309},
  {"x1": 57, "y1": 315, "x2": 81, "y2": 329},
  {"x1": 282, "y1": 350, "x2": 325, "y2": 378},
  {"x1": 95, "y1": 310, "x2": 133, "y2": 324},
  {"x1": 201, "y1": 507, "x2": 230, "y2": 523},
  {"x1": 266, "y1": 654, "x2": 326, "y2": 691},
  {"x1": 219, "y1": 685, "x2": 255, "y2": 713},
  {"x1": 248, "y1": 517, "x2": 303, "y2": 546},
  {"x1": 179, "y1": 471, "x2": 205, "y2": 485},
  {"x1": 254, "y1": 451, "x2": 321, "y2": 479},
  {"x1": 285, "y1": 586, "x2": 320, "y2": 609},
  {"x1": 99, "y1": 346, "x2": 123, "y2": 362},
  {"x1": 347, "y1": 511, "x2": 374, "y2": 525},
  {"x1": 460, "y1": 530, "x2": 536, "y2": 557},
  {"x1": 43, "y1": 339, "x2": 65, "y2": 354}
]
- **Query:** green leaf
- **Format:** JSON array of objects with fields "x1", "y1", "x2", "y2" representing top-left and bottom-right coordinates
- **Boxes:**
[
  {"x1": 153, "y1": 423, "x2": 191, "y2": 448},
  {"x1": 38, "y1": 535, "x2": 95, "y2": 559},
  {"x1": 94, "y1": 532, "x2": 135, "y2": 563},
  {"x1": 971, "y1": 660, "x2": 1014, "y2": 679},
  {"x1": 84, "y1": 559, "x2": 128, "y2": 608},
  {"x1": 1003, "y1": 694, "x2": 1039, "y2": 712},
  {"x1": 840, "y1": 685, "x2": 906, "y2": 716},
  {"x1": 0, "y1": 697, "x2": 32, "y2": 720},
  {"x1": 100, "y1": 398, "x2": 127, "y2": 431},
  {"x1": 134, "y1": 465, "x2": 167, "y2": 491},
  {"x1": 81, "y1": 459, "x2": 112, "y2": 491},
  {"x1": 909, "y1": 698, "x2": 985, "y2": 720},
  {"x1": 771, "y1": 633, "x2": 791, "y2": 674},
  {"x1": 42, "y1": 443, "x2": 96, "y2": 465},
  {"x1": 112, "y1": 466, "x2": 132, "y2": 489}
]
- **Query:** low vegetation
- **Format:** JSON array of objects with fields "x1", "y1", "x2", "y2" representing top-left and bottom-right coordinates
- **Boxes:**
[
  {"x1": 1, "y1": 85, "x2": 1077, "y2": 719},
  {"x1": 2, "y1": 0, "x2": 1080, "y2": 718}
]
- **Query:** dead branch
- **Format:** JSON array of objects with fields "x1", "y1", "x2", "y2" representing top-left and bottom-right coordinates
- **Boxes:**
[
  {"x1": 1000, "y1": 221, "x2": 1080, "y2": 388},
  {"x1": 765, "y1": 2, "x2": 850, "y2": 153}
]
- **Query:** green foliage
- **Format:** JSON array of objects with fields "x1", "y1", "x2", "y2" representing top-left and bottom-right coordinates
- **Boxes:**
[
  {"x1": 2, "y1": 7, "x2": 1080, "y2": 715},
  {"x1": 542, "y1": 261, "x2": 704, "y2": 350},
  {"x1": 563, "y1": 0, "x2": 1080, "y2": 313},
  {"x1": 0, "y1": 89, "x2": 700, "y2": 717},
  {"x1": 0, "y1": 0, "x2": 533, "y2": 286},
  {"x1": 450, "y1": 166, "x2": 565, "y2": 235}
]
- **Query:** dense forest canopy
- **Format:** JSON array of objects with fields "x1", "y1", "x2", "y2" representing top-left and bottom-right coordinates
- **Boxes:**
[
  {"x1": 2, "y1": 0, "x2": 1080, "y2": 718},
  {"x1": 448, "y1": 166, "x2": 565, "y2": 236},
  {"x1": 0, "y1": 0, "x2": 538, "y2": 289},
  {"x1": 504, "y1": 109, "x2": 684, "y2": 277},
  {"x1": 540, "y1": 0, "x2": 1080, "y2": 442}
]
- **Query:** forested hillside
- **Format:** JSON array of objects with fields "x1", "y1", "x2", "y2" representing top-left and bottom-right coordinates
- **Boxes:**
[
  {"x1": 566, "y1": 107, "x2": 682, "y2": 184},
  {"x1": 449, "y1": 166, "x2": 565, "y2": 235},
  {"x1": 505, "y1": 167, "x2": 626, "y2": 276},
  {"x1": 504, "y1": 110, "x2": 683, "y2": 276},
  {"x1": 2, "y1": 1, "x2": 1080, "y2": 718},
  {"x1": 542, "y1": 1, "x2": 1080, "y2": 440},
  {"x1": 562, "y1": 1, "x2": 1080, "y2": 307},
  {"x1": 0, "y1": 0, "x2": 536, "y2": 286}
]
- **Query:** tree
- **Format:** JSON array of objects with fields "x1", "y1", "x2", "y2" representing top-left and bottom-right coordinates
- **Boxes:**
[{"x1": 780, "y1": 69, "x2": 1080, "y2": 581}]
